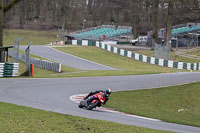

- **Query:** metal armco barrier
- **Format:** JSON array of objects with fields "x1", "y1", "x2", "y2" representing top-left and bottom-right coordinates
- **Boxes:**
[
  {"x1": 30, "y1": 58, "x2": 61, "y2": 72},
  {"x1": 8, "y1": 50, "x2": 61, "y2": 73}
]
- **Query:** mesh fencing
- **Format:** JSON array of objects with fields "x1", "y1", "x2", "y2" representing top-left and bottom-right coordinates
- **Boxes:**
[
  {"x1": 12, "y1": 38, "x2": 22, "y2": 63},
  {"x1": 154, "y1": 44, "x2": 170, "y2": 60}
]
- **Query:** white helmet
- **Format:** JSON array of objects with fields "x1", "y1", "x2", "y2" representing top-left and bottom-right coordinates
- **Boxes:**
[{"x1": 105, "y1": 88, "x2": 112, "y2": 96}]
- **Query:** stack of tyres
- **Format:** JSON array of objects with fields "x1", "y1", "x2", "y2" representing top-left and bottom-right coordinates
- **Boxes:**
[
  {"x1": 0, "y1": 63, "x2": 4, "y2": 77},
  {"x1": 3, "y1": 62, "x2": 19, "y2": 77}
]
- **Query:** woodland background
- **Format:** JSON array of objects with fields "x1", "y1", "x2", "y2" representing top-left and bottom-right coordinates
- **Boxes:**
[{"x1": 4, "y1": 0, "x2": 200, "y2": 37}]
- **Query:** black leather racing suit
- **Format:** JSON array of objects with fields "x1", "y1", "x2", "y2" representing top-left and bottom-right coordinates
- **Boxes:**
[{"x1": 84, "y1": 90, "x2": 109, "y2": 105}]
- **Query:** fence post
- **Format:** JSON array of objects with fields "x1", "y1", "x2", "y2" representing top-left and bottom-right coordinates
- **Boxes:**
[
  {"x1": 25, "y1": 42, "x2": 32, "y2": 76},
  {"x1": 12, "y1": 38, "x2": 21, "y2": 63},
  {"x1": 9, "y1": 49, "x2": 61, "y2": 73},
  {"x1": 30, "y1": 64, "x2": 34, "y2": 77}
]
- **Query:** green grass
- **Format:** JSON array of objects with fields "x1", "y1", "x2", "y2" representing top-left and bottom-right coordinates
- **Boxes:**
[
  {"x1": 2, "y1": 29, "x2": 189, "y2": 78},
  {"x1": 3, "y1": 29, "x2": 57, "y2": 46},
  {"x1": 14, "y1": 45, "x2": 187, "y2": 78},
  {"x1": 15, "y1": 45, "x2": 188, "y2": 78},
  {"x1": 0, "y1": 102, "x2": 170, "y2": 133},
  {"x1": 131, "y1": 49, "x2": 200, "y2": 63},
  {"x1": 55, "y1": 46, "x2": 186, "y2": 73},
  {"x1": 170, "y1": 52, "x2": 200, "y2": 63},
  {"x1": 12, "y1": 49, "x2": 80, "y2": 78},
  {"x1": 179, "y1": 48, "x2": 200, "y2": 56},
  {"x1": 17, "y1": 60, "x2": 80, "y2": 78},
  {"x1": 6, "y1": 58, "x2": 56, "y2": 77},
  {"x1": 104, "y1": 82, "x2": 200, "y2": 127},
  {"x1": 6, "y1": 56, "x2": 79, "y2": 78}
]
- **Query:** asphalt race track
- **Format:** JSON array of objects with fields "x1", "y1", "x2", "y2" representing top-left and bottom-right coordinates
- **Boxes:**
[
  {"x1": 1, "y1": 72, "x2": 200, "y2": 133},
  {"x1": 19, "y1": 45, "x2": 117, "y2": 70}
]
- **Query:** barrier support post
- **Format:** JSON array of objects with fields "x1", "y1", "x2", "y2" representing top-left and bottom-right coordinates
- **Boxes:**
[{"x1": 30, "y1": 64, "x2": 34, "y2": 77}]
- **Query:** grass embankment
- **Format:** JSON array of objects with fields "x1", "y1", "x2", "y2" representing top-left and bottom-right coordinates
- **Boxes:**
[
  {"x1": 14, "y1": 45, "x2": 186, "y2": 78},
  {"x1": 54, "y1": 46, "x2": 186, "y2": 76},
  {"x1": 131, "y1": 49, "x2": 200, "y2": 63},
  {"x1": 104, "y1": 82, "x2": 200, "y2": 127},
  {"x1": 0, "y1": 102, "x2": 170, "y2": 133},
  {"x1": 3, "y1": 29, "x2": 57, "y2": 46},
  {"x1": 179, "y1": 48, "x2": 200, "y2": 57},
  {"x1": 3, "y1": 29, "x2": 188, "y2": 78}
]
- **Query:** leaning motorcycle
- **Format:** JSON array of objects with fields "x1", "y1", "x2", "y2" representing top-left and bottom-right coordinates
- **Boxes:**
[{"x1": 78, "y1": 92, "x2": 105, "y2": 110}]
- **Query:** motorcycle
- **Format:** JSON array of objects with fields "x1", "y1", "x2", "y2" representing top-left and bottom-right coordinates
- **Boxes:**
[{"x1": 78, "y1": 92, "x2": 106, "y2": 110}]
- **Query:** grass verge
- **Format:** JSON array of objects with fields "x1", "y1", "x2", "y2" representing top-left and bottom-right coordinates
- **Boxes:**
[
  {"x1": 104, "y1": 82, "x2": 200, "y2": 127},
  {"x1": 17, "y1": 60, "x2": 80, "y2": 78},
  {"x1": 12, "y1": 49, "x2": 80, "y2": 78},
  {"x1": 3, "y1": 29, "x2": 190, "y2": 78},
  {"x1": 0, "y1": 102, "x2": 170, "y2": 133},
  {"x1": 14, "y1": 45, "x2": 187, "y2": 78},
  {"x1": 54, "y1": 46, "x2": 186, "y2": 73},
  {"x1": 131, "y1": 49, "x2": 200, "y2": 63},
  {"x1": 3, "y1": 29, "x2": 57, "y2": 46}
]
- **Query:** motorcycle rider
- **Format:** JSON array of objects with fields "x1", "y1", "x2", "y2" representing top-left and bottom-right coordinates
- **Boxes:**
[{"x1": 84, "y1": 88, "x2": 112, "y2": 106}]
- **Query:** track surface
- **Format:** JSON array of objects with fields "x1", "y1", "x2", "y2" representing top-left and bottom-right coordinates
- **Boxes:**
[
  {"x1": 1, "y1": 72, "x2": 200, "y2": 133},
  {"x1": 19, "y1": 45, "x2": 117, "y2": 70}
]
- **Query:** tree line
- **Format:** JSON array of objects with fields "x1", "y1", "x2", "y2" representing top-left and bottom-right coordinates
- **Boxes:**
[
  {"x1": 3, "y1": 0, "x2": 200, "y2": 35},
  {"x1": 1, "y1": 0, "x2": 200, "y2": 61}
]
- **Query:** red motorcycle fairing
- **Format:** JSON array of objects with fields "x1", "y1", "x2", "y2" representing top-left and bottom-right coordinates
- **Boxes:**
[
  {"x1": 91, "y1": 92, "x2": 105, "y2": 104},
  {"x1": 79, "y1": 92, "x2": 106, "y2": 110}
]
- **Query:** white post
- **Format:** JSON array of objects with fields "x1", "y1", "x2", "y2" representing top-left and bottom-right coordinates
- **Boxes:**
[{"x1": 82, "y1": 19, "x2": 86, "y2": 30}]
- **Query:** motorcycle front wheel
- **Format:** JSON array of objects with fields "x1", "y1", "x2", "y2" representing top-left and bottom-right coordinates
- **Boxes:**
[
  {"x1": 87, "y1": 101, "x2": 99, "y2": 110},
  {"x1": 78, "y1": 101, "x2": 85, "y2": 108}
]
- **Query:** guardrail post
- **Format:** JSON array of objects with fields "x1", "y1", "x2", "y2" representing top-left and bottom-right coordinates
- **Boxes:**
[
  {"x1": 12, "y1": 38, "x2": 21, "y2": 63},
  {"x1": 30, "y1": 64, "x2": 34, "y2": 77},
  {"x1": 25, "y1": 42, "x2": 32, "y2": 76}
]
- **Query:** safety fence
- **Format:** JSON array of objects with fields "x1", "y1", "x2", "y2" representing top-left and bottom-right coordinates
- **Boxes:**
[
  {"x1": 0, "y1": 62, "x2": 19, "y2": 77},
  {"x1": 154, "y1": 44, "x2": 170, "y2": 60},
  {"x1": 176, "y1": 51, "x2": 200, "y2": 60},
  {"x1": 175, "y1": 48, "x2": 200, "y2": 60},
  {"x1": 8, "y1": 50, "x2": 61, "y2": 73},
  {"x1": 64, "y1": 40, "x2": 200, "y2": 70}
]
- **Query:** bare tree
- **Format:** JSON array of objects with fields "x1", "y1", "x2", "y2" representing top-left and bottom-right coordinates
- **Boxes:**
[
  {"x1": 0, "y1": 0, "x2": 23, "y2": 62},
  {"x1": 165, "y1": 0, "x2": 174, "y2": 49},
  {"x1": 152, "y1": 0, "x2": 159, "y2": 49},
  {"x1": 0, "y1": 0, "x2": 3, "y2": 48},
  {"x1": 2, "y1": 0, "x2": 200, "y2": 45},
  {"x1": 173, "y1": 0, "x2": 200, "y2": 24}
]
